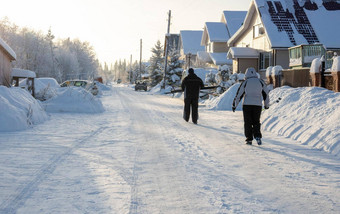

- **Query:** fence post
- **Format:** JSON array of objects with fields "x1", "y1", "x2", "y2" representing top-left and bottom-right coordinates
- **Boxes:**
[
  {"x1": 331, "y1": 56, "x2": 340, "y2": 92},
  {"x1": 271, "y1": 66, "x2": 282, "y2": 88},
  {"x1": 266, "y1": 66, "x2": 273, "y2": 85}
]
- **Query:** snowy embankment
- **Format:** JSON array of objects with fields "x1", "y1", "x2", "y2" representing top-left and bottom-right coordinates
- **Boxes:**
[
  {"x1": 43, "y1": 87, "x2": 104, "y2": 113},
  {"x1": 0, "y1": 86, "x2": 48, "y2": 132},
  {"x1": 206, "y1": 85, "x2": 340, "y2": 157},
  {"x1": 0, "y1": 86, "x2": 105, "y2": 132},
  {"x1": 262, "y1": 86, "x2": 340, "y2": 157}
]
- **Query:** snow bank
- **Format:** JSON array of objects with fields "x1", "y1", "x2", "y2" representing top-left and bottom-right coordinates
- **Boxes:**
[
  {"x1": 262, "y1": 86, "x2": 340, "y2": 157},
  {"x1": 0, "y1": 86, "x2": 48, "y2": 132},
  {"x1": 95, "y1": 82, "x2": 111, "y2": 91},
  {"x1": 43, "y1": 87, "x2": 104, "y2": 113},
  {"x1": 207, "y1": 83, "x2": 242, "y2": 111},
  {"x1": 207, "y1": 84, "x2": 340, "y2": 156}
]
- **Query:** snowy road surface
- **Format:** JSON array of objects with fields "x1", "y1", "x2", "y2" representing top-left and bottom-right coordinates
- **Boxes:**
[{"x1": 0, "y1": 85, "x2": 339, "y2": 214}]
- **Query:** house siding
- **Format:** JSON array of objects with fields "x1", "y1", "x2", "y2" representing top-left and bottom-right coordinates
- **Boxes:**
[
  {"x1": 275, "y1": 50, "x2": 289, "y2": 69},
  {"x1": 212, "y1": 42, "x2": 228, "y2": 53},
  {"x1": 0, "y1": 48, "x2": 12, "y2": 87}
]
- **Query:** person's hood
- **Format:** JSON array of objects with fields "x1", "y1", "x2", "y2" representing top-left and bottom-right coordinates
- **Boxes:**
[{"x1": 245, "y1": 67, "x2": 258, "y2": 79}]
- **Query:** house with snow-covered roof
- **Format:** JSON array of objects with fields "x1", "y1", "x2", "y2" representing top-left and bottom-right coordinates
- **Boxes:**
[
  {"x1": 221, "y1": 10, "x2": 248, "y2": 37},
  {"x1": 227, "y1": 0, "x2": 340, "y2": 77},
  {"x1": 198, "y1": 11, "x2": 247, "y2": 68},
  {"x1": 0, "y1": 37, "x2": 16, "y2": 87},
  {"x1": 178, "y1": 30, "x2": 205, "y2": 68},
  {"x1": 199, "y1": 22, "x2": 232, "y2": 67}
]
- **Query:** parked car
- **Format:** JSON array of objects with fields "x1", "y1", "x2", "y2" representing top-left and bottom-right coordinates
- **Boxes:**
[
  {"x1": 60, "y1": 80, "x2": 98, "y2": 95},
  {"x1": 135, "y1": 80, "x2": 147, "y2": 91}
]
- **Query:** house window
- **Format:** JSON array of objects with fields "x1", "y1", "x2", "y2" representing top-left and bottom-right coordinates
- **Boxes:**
[
  {"x1": 259, "y1": 52, "x2": 272, "y2": 70},
  {"x1": 253, "y1": 24, "x2": 265, "y2": 38}
]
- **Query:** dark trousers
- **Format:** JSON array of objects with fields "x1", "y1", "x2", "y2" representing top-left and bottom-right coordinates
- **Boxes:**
[
  {"x1": 183, "y1": 97, "x2": 199, "y2": 123},
  {"x1": 242, "y1": 105, "x2": 262, "y2": 141}
]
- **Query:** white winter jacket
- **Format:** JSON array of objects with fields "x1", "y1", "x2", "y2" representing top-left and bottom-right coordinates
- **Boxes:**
[{"x1": 233, "y1": 68, "x2": 270, "y2": 108}]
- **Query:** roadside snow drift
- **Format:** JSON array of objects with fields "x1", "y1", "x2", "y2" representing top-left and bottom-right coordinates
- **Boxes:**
[
  {"x1": 0, "y1": 86, "x2": 48, "y2": 132},
  {"x1": 206, "y1": 85, "x2": 340, "y2": 156},
  {"x1": 262, "y1": 86, "x2": 340, "y2": 156},
  {"x1": 43, "y1": 87, "x2": 105, "y2": 113},
  {"x1": 207, "y1": 83, "x2": 242, "y2": 111}
]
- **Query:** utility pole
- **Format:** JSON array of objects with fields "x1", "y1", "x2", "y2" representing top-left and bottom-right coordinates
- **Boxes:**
[
  {"x1": 162, "y1": 10, "x2": 171, "y2": 89},
  {"x1": 140, "y1": 39, "x2": 142, "y2": 80}
]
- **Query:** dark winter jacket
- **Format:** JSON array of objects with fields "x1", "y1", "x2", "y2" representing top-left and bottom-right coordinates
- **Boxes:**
[
  {"x1": 233, "y1": 67, "x2": 270, "y2": 108},
  {"x1": 181, "y1": 73, "x2": 204, "y2": 99}
]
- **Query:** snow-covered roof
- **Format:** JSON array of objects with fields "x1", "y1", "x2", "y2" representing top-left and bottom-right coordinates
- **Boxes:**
[
  {"x1": 227, "y1": 47, "x2": 259, "y2": 59},
  {"x1": 209, "y1": 52, "x2": 233, "y2": 65},
  {"x1": 11, "y1": 68, "x2": 36, "y2": 78},
  {"x1": 179, "y1": 30, "x2": 205, "y2": 55},
  {"x1": 202, "y1": 22, "x2": 230, "y2": 44},
  {"x1": 221, "y1": 11, "x2": 247, "y2": 37},
  {"x1": 197, "y1": 51, "x2": 213, "y2": 63},
  {"x1": 229, "y1": 0, "x2": 340, "y2": 49},
  {"x1": 0, "y1": 38, "x2": 16, "y2": 60}
]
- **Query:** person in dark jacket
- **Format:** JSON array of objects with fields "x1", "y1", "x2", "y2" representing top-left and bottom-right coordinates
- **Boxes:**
[
  {"x1": 181, "y1": 68, "x2": 204, "y2": 124},
  {"x1": 232, "y1": 67, "x2": 270, "y2": 145}
]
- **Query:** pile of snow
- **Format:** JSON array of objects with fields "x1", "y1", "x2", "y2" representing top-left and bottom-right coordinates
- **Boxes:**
[
  {"x1": 0, "y1": 86, "x2": 48, "y2": 132},
  {"x1": 310, "y1": 58, "x2": 322, "y2": 73},
  {"x1": 262, "y1": 86, "x2": 340, "y2": 157},
  {"x1": 206, "y1": 83, "x2": 242, "y2": 111},
  {"x1": 95, "y1": 81, "x2": 111, "y2": 91},
  {"x1": 18, "y1": 77, "x2": 60, "y2": 101},
  {"x1": 207, "y1": 85, "x2": 340, "y2": 156},
  {"x1": 43, "y1": 87, "x2": 105, "y2": 113}
]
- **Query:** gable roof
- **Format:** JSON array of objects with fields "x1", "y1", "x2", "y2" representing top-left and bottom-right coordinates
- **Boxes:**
[
  {"x1": 229, "y1": 0, "x2": 340, "y2": 49},
  {"x1": 202, "y1": 22, "x2": 230, "y2": 44},
  {"x1": 179, "y1": 30, "x2": 205, "y2": 55},
  {"x1": 221, "y1": 10, "x2": 247, "y2": 37},
  {"x1": 0, "y1": 38, "x2": 16, "y2": 60}
]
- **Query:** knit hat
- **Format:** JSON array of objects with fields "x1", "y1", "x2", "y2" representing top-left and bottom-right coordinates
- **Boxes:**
[{"x1": 188, "y1": 68, "x2": 194, "y2": 74}]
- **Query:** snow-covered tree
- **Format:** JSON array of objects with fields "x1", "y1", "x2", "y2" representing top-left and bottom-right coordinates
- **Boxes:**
[
  {"x1": 148, "y1": 40, "x2": 164, "y2": 87},
  {"x1": 165, "y1": 44, "x2": 183, "y2": 87},
  {"x1": 0, "y1": 17, "x2": 101, "y2": 83}
]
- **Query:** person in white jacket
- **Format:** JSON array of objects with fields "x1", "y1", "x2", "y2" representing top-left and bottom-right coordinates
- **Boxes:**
[{"x1": 232, "y1": 67, "x2": 270, "y2": 145}]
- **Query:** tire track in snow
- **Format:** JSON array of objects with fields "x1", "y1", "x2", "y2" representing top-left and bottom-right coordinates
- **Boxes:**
[
  {"x1": 117, "y1": 89, "x2": 195, "y2": 213},
  {"x1": 146, "y1": 96, "x2": 282, "y2": 213},
  {"x1": 0, "y1": 127, "x2": 107, "y2": 214}
]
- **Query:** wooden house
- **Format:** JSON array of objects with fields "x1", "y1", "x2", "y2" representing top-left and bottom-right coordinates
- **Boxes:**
[{"x1": 0, "y1": 38, "x2": 16, "y2": 87}]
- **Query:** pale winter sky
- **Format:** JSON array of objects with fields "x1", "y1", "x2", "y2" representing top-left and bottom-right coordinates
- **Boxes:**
[{"x1": 0, "y1": 0, "x2": 250, "y2": 65}]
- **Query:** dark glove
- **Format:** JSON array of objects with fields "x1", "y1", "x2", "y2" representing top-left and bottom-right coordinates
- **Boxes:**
[
  {"x1": 232, "y1": 106, "x2": 236, "y2": 112},
  {"x1": 264, "y1": 106, "x2": 269, "y2": 110}
]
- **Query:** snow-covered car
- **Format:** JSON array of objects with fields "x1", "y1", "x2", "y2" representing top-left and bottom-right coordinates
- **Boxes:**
[
  {"x1": 18, "y1": 77, "x2": 60, "y2": 101},
  {"x1": 60, "y1": 80, "x2": 98, "y2": 96},
  {"x1": 135, "y1": 81, "x2": 147, "y2": 91}
]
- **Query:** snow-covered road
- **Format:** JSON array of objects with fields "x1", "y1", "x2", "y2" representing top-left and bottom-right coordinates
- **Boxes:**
[{"x1": 0, "y1": 85, "x2": 339, "y2": 213}]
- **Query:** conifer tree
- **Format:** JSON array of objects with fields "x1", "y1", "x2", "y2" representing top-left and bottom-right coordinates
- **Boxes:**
[{"x1": 148, "y1": 40, "x2": 164, "y2": 87}]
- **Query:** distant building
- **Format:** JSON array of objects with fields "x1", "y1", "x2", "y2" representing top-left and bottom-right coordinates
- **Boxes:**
[
  {"x1": 178, "y1": 30, "x2": 205, "y2": 68},
  {"x1": 198, "y1": 11, "x2": 247, "y2": 68},
  {"x1": 0, "y1": 38, "x2": 16, "y2": 87}
]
